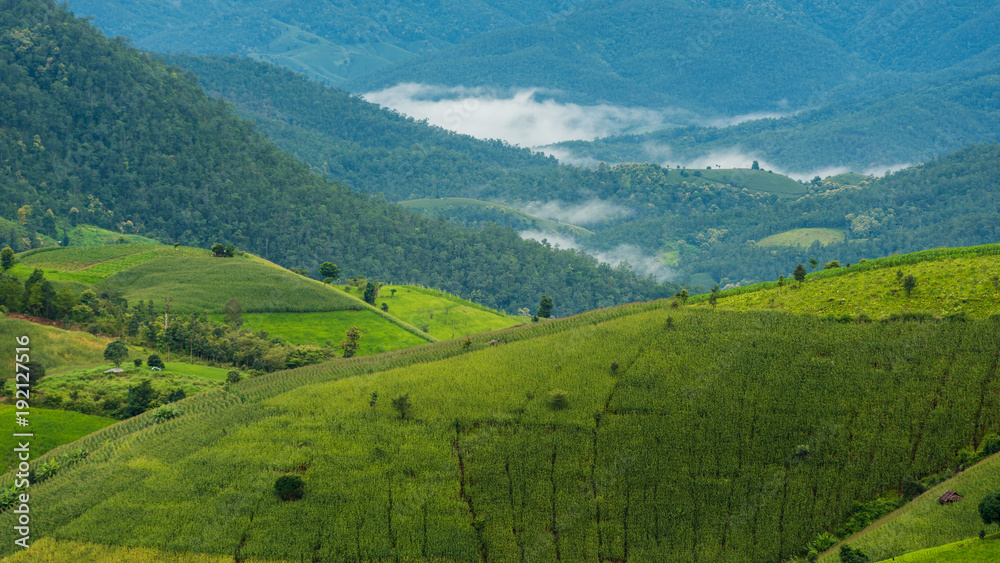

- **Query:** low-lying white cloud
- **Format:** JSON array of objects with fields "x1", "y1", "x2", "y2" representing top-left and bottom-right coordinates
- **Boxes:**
[
  {"x1": 365, "y1": 83, "x2": 912, "y2": 179},
  {"x1": 363, "y1": 83, "x2": 664, "y2": 147},
  {"x1": 637, "y1": 143, "x2": 909, "y2": 181},
  {"x1": 519, "y1": 230, "x2": 676, "y2": 282},
  {"x1": 517, "y1": 199, "x2": 630, "y2": 226}
]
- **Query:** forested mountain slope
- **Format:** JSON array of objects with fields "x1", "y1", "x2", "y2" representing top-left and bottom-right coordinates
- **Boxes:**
[
  {"x1": 62, "y1": 0, "x2": 565, "y2": 86},
  {"x1": 160, "y1": 53, "x2": 582, "y2": 202},
  {"x1": 0, "y1": 0, "x2": 677, "y2": 314},
  {"x1": 350, "y1": 0, "x2": 865, "y2": 114},
  {"x1": 592, "y1": 143, "x2": 1000, "y2": 286}
]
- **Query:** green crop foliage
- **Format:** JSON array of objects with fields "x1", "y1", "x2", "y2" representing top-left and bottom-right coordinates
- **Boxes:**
[
  {"x1": 817, "y1": 453, "x2": 1000, "y2": 562},
  {"x1": 0, "y1": 406, "x2": 114, "y2": 471},
  {"x1": 0, "y1": 538, "x2": 285, "y2": 562},
  {"x1": 3, "y1": 305, "x2": 999, "y2": 561},
  {"x1": 16, "y1": 244, "x2": 203, "y2": 283}
]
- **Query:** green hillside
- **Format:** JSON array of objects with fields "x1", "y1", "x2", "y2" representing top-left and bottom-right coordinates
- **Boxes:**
[
  {"x1": 358, "y1": 284, "x2": 525, "y2": 340},
  {"x1": 12, "y1": 244, "x2": 359, "y2": 313},
  {"x1": 874, "y1": 537, "x2": 1000, "y2": 562},
  {"x1": 0, "y1": 406, "x2": 115, "y2": 472},
  {"x1": 96, "y1": 253, "x2": 358, "y2": 314},
  {"x1": 0, "y1": 317, "x2": 109, "y2": 376},
  {"x1": 148, "y1": 53, "x2": 1000, "y2": 296},
  {"x1": 227, "y1": 311, "x2": 432, "y2": 355},
  {"x1": 815, "y1": 453, "x2": 1000, "y2": 562},
  {"x1": 700, "y1": 244, "x2": 1000, "y2": 320},
  {"x1": 697, "y1": 168, "x2": 807, "y2": 197},
  {"x1": 3, "y1": 294, "x2": 1000, "y2": 560}
]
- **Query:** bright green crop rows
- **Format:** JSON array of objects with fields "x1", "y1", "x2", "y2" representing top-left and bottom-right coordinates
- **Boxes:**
[
  {"x1": 18, "y1": 244, "x2": 199, "y2": 275},
  {"x1": 2, "y1": 308, "x2": 998, "y2": 562}
]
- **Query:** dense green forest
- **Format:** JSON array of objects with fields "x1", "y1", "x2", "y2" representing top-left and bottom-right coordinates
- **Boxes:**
[
  {"x1": 0, "y1": 0, "x2": 682, "y2": 315},
  {"x1": 597, "y1": 144, "x2": 1000, "y2": 286},
  {"x1": 159, "y1": 53, "x2": 581, "y2": 202}
]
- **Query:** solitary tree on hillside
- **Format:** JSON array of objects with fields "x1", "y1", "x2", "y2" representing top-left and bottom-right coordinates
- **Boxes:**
[
  {"x1": 675, "y1": 289, "x2": 690, "y2": 304},
  {"x1": 838, "y1": 545, "x2": 870, "y2": 563},
  {"x1": 903, "y1": 274, "x2": 917, "y2": 298},
  {"x1": 340, "y1": 325, "x2": 362, "y2": 358},
  {"x1": 808, "y1": 258, "x2": 819, "y2": 271},
  {"x1": 1, "y1": 246, "x2": 14, "y2": 272},
  {"x1": 751, "y1": 160, "x2": 760, "y2": 170},
  {"x1": 318, "y1": 262, "x2": 341, "y2": 283},
  {"x1": 363, "y1": 282, "x2": 377, "y2": 305},
  {"x1": 147, "y1": 354, "x2": 165, "y2": 370},
  {"x1": 794, "y1": 264, "x2": 807, "y2": 287},
  {"x1": 211, "y1": 243, "x2": 225, "y2": 257},
  {"x1": 709, "y1": 284, "x2": 720, "y2": 309},
  {"x1": 391, "y1": 393, "x2": 412, "y2": 420},
  {"x1": 537, "y1": 295, "x2": 554, "y2": 318},
  {"x1": 979, "y1": 491, "x2": 1000, "y2": 527},
  {"x1": 103, "y1": 340, "x2": 129, "y2": 368}
]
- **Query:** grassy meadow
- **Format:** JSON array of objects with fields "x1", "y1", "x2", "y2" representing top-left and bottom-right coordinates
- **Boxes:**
[
  {"x1": 0, "y1": 317, "x2": 109, "y2": 376},
  {"x1": 700, "y1": 245, "x2": 1000, "y2": 319},
  {"x1": 96, "y1": 253, "x2": 358, "y2": 313},
  {"x1": 15, "y1": 244, "x2": 204, "y2": 284},
  {"x1": 341, "y1": 284, "x2": 525, "y2": 340},
  {"x1": 0, "y1": 406, "x2": 115, "y2": 472},
  {"x1": 757, "y1": 228, "x2": 846, "y2": 248},
  {"x1": 4, "y1": 304, "x2": 1000, "y2": 561},
  {"x1": 221, "y1": 310, "x2": 432, "y2": 355}
]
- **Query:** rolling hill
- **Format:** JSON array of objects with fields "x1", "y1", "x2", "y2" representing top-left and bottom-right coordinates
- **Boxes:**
[
  {"x1": 3, "y1": 242, "x2": 1000, "y2": 560},
  {"x1": 699, "y1": 243, "x2": 1000, "y2": 321}
]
